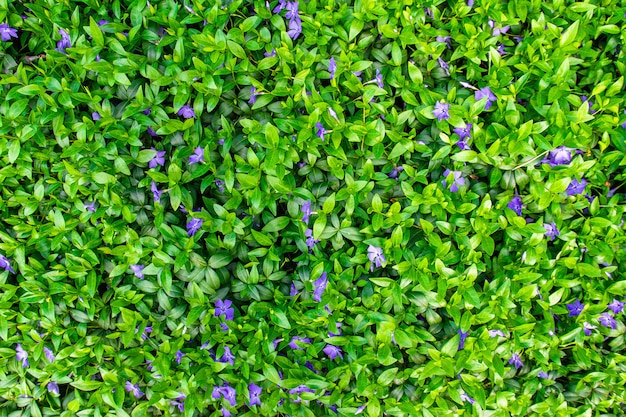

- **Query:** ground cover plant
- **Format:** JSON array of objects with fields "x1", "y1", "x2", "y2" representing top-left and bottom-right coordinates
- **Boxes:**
[{"x1": 1, "y1": 0, "x2": 626, "y2": 415}]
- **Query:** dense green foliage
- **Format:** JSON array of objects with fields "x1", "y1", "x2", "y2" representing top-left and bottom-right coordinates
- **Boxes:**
[{"x1": 1, "y1": 0, "x2": 626, "y2": 416}]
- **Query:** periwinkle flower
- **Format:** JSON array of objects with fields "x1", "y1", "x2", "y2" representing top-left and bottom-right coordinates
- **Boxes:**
[
  {"x1": 315, "y1": 122, "x2": 327, "y2": 141},
  {"x1": 248, "y1": 87, "x2": 258, "y2": 105},
  {"x1": 47, "y1": 381, "x2": 59, "y2": 395},
  {"x1": 149, "y1": 149, "x2": 165, "y2": 168},
  {"x1": 289, "y1": 336, "x2": 311, "y2": 350},
  {"x1": 285, "y1": 1, "x2": 299, "y2": 20},
  {"x1": 142, "y1": 325, "x2": 152, "y2": 340},
  {"x1": 151, "y1": 181, "x2": 162, "y2": 203},
  {"x1": 438, "y1": 57, "x2": 450, "y2": 76},
  {"x1": 543, "y1": 146, "x2": 573, "y2": 166},
  {"x1": 328, "y1": 322, "x2": 342, "y2": 337},
  {"x1": 492, "y1": 25, "x2": 510, "y2": 36},
  {"x1": 460, "y1": 392, "x2": 475, "y2": 404},
  {"x1": 509, "y1": 353, "x2": 523, "y2": 369},
  {"x1": 432, "y1": 101, "x2": 450, "y2": 121},
  {"x1": 367, "y1": 245, "x2": 385, "y2": 271},
  {"x1": 583, "y1": 322, "x2": 596, "y2": 336},
  {"x1": 142, "y1": 107, "x2": 151, "y2": 115},
  {"x1": 0, "y1": 254, "x2": 15, "y2": 273},
  {"x1": 130, "y1": 264, "x2": 144, "y2": 279},
  {"x1": 249, "y1": 383, "x2": 262, "y2": 406},
  {"x1": 544, "y1": 222, "x2": 559, "y2": 241},
  {"x1": 273, "y1": 0, "x2": 286, "y2": 13},
  {"x1": 328, "y1": 107, "x2": 339, "y2": 121},
  {"x1": 177, "y1": 104, "x2": 195, "y2": 119},
  {"x1": 442, "y1": 169, "x2": 467, "y2": 193},
  {"x1": 388, "y1": 166, "x2": 404, "y2": 179},
  {"x1": 44, "y1": 347, "x2": 55, "y2": 363},
  {"x1": 608, "y1": 299, "x2": 625, "y2": 315},
  {"x1": 92, "y1": 111, "x2": 101, "y2": 120},
  {"x1": 175, "y1": 350, "x2": 184, "y2": 364},
  {"x1": 264, "y1": 49, "x2": 276, "y2": 57},
  {"x1": 454, "y1": 123, "x2": 472, "y2": 141},
  {"x1": 508, "y1": 195, "x2": 523, "y2": 216},
  {"x1": 287, "y1": 15, "x2": 302, "y2": 39},
  {"x1": 489, "y1": 329, "x2": 505, "y2": 338},
  {"x1": 147, "y1": 126, "x2": 158, "y2": 137},
  {"x1": 215, "y1": 179, "x2": 225, "y2": 192},
  {"x1": 56, "y1": 29, "x2": 71, "y2": 53},
  {"x1": 84, "y1": 201, "x2": 96, "y2": 212},
  {"x1": 217, "y1": 346, "x2": 235, "y2": 366},
  {"x1": 189, "y1": 147, "x2": 204, "y2": 164},
  {"x1": 290, "y1": 283, "x2": 299, "y2": 296},
  {"x1": 374, "y1": 68, "x2": 384, "y2": 88},
  {"x1": 125, "y1": 381, "x2": 144, "y2": 399},
  {"x1": 222, "y1": 407, "x2": 231, "y2": 417},
  {"x1": 301, "y1": 200, "x2": 312, "y2": 223},
  {"x1": 16, "y1": 344, "x2": 28, "y2": 368},
  {"x1": 215, "y1": 299, "x2": 234, "y2": 320},
  {"x1": 172, "y1": 394, "x2": 186, "y2": 412},
  {"x1": 323, "y1": 344, "x2": 343, "y2": 360},
  {"x1": 436, "y1": 35, "x2": 451, "y2": 48},
  {"x1": 289, "y1": 385, "x2": 315, "y2": 395},
  {"x1": 329, "y1": 57, "x2": 336, "y2": 80},
  {"x1": 313, "y1": 272, "x2": 328, "y2": 302},
  {"x1": 566, "y1": 178, "x2": 587, "y2": 196},
  {"x1": 475, "y1": 86, "x2": 496, "y2": 110},
  {"x1": 305, "y1": 228, "x2": 319, "y2": 251},
  {"x1": 221, "y1": 386, "x2": 237, "y2": 406},
  {"x1": 566, "y1": 299, "x2": 584, "y2": 317},
  {"x1": 186, "y1": 218, "x2": 203, "y2": 236},
  {"x1": 458, "y1": 329, "x2": 468, "y2": 350},
  {"x1": 599, "y1": 312, "x2": 617, "y2": 329},
  {"x1": 538, "y1": 371, "x2": 550, "y2": 379},
  {"x1": 0, "y1": 23, "x2": 18, "y2": 42}
]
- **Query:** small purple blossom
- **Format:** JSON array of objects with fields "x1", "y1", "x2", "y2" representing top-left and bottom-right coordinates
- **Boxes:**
[
  {"x1": 151, "y1": 181, "x2": 162, "y2": 203},
  {"x1": 0, "y1": 23, "x2": 18, "y2": 42},
  {"x1": 92, "y1": 111, "x2": 101, "y2": 121},
  {"x1": 566, "y1": 299, "x2": 584, "y2": 317},
  {"x1": 264, "y1": 49, "x2": 276, "y2": 57},
  {"x1": 217, "y1": 346, "x2": 235, "y2": 366},
  {"x1": 249, "y1": 383, "x2": 262, "y2": 406},
  {"x1": 313, "y1": 272, "x2": 328, "y2": 302},
  {"x1": 97, "y1": 19, "x2": 109, "y2": 26},
  {"x1": 442, "y1": 169, "x2": 467, "y2": 193},
  {"x1": 289, "y1": 385, "x2": 315, "y2": 395},
  {"x1": 147, "y1": 126, "x2": 158, "y2": 137},
  {"x1": 175, "y1": 350, "x2": 184, "y2": 364},
  {"x1": 460, "y1": 392, "x2": 475, "y2": 404},
  {"x1": 172, "y1": 394, "x2": 186, "y2": 412},
  {"x1": 566, "y1": 178, "x2": 587, "y2": 196},
  {"x1": 16, "y1": 344, "x2": 28, "y2": 368},
  {"x1": 315, "y1": 122, "x2": 327, "y2": 141},
  {"x1": 436, "y1": 35, "x2": 451, "y2": 48},
  {"x1": 142, "y1": 325, "x2": 152, "y2": 340},
  {"x1": 608, "y1": 299, "x2": 625, "y2": 315},
  {"x1": 508, "y1": 195, "x2": 523, "y2": 216},
  {"x1": 538, "y1": 371, "x2": 550, "y2": 379},
  {"x1": 289, "y1": 336, "x2": 311, "y2": 350},
  {"x1": 84, "y1": 201, "x2": 96, "y2": 212},
  {"x1": 328, "y1": 107, "x2": 339, "y2": 121},
  {"x1": 454, "y1": 123, "x2": 472, "y2": 141},
  {"x1": 475, "y1": 86, "x2": 496, "y2": 110},
  {"x1": 186, "y1": 217, "x2": 203, "y2": 236},
  {"x1": 544, "y1": 222, "x2": 560, "y2": 241},
  {"x1": 583, "y1": 322, "x2": 596, "y2": 336},
  {"x1": 438, "y1": 57, "x2": 450, "y2": 76},
  {"x1": 273, "y1": 0, "x2": 286, "y2": 13},
  {"x1": 543, "y1": 146, "x2": 573, "y2": 166},
  {"x1": 599, "y1": 312, "x2": 617, "y2": 329},
  {"x1": 149, "y1": 149, "x2": 165, "y2": 168},
  {"x1": 388, "y1": 166, "x2": 404, "y2": 179},
  {"x1": 287, "y1": 14, "x2": 302, "y2": 39},
  {"x1": 56, "y1": 29, "x2": 71, "y2": 53},
  {"x1": 329, "y1": 57, "x2": 336, "y2": 80},
  {"x1": 458, "y1": 329, "x2": 468, "y2": 350},
  {"x1": 290, "y1": 283, "x2": 299, "y2": 296},
  {"x1": 130, "y1": 264, "x2": 145, "y2": 279},
  {"x1": 215, "y1": 179, "x2": 225, "y2": 192},
  {"x1": 125, "y1": 381, "x2": 144, "y2": 399},
  {"x1": 367, "y1": 245, "x2": 385, "y2": 271},
  {"x1": 305, "y1": 228, "x2": 319, "y2": 251},
  {"x1": 215, "y1": 299, "x2": 235, "y2": 320},
  {"x1": 323, "y1": 344, "x2": 343, "y2": 360},
  {"x1": 328, "y1": 322, "x2": 342, "y2": 337},
  {"x1": 489, "y1": 329, "x2": 505, "y2": 338},
  {"x1": 0, "y1": 254, "x2": 15, "y2": 273},
  {"x1": 301, "y1": 200, "x2": 312, "y2": 223},
  {"x1": 248, "y1": 87, "x2": 258, "y2": 105},
  {"x1": 509, "y1": 353, "x2": 523, "y2": 369},
  {"x1": 189, "y1": 147, "x2": 204, "y2": 164},
  {"x1": 44, "y1": 347, "x2": 55, "y2": 363},
  {"x1": 142, "y1": 107, "x2": 151, "y2": 115},
  {"x1": 47, "y1": 381, "x2": 60, "y2": 395},
  {"x1": 285, "y1": 1, "x2": 299, "y2": 20},
  {"x1": 493, "y1": 25, "x2": 510, "y2": 36},
  {"x1": 432, "y1": 101, "x2": 450, "y2": 121},
  {"x1": 374, "y1": 68, "x2": 384, "y2": 88},
  {"x1": 177, "y1": 105, "x2": 195, "y2": 119}
]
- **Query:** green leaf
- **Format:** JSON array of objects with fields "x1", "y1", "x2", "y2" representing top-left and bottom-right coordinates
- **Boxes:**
[
  {"x1": 70, "y1": 380, "x2": 102, "y2": 391},
  {"x1": 262, "y1": 217, "x2": 290, "y2": 233},
  {"x1": 560, "y1": 20, "x2": 579, "y2": 47},
  {"x1": 270, "y1": 308, "x2": 291, "y2": 329},
  {"x1": 209, "y1": 252, "x2": 233, "y2": 269}
]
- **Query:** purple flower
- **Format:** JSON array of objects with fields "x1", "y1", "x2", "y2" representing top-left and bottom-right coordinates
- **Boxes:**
[
  {"x1": 323, "y1": 344, "x2": 343, "y2": 360},
  {"x1": 436, "y1": 35, "x2": 451, "y2": 49},
  {"x1": 47, "y1": 381, "x2": 59, "y2": 395},
  {"x1": 84, "y1": 201, "x2": 96, "y2": 212},
  {"x1": 175, "y1": 350, "x2": 184, "y2": 364},
  {"x1": 273, "y1": 0, "x2": 287, "y2": 13},
  {"x1": 475, "y1": 86, "x2": 496, "y2": 110},
  {"x1": 142, "y1": 107, "x2": 151, "y2": 115},
  {"x1": 98, "y1": 19, "x2": 109, "y2": 26},
  {"x1": 544, "y1": 222, "x2": 559, "y2": 241},
  {"x1": 438, "y1": 57, "x2": 450, "y2": 76},
  {"x1": 538, "y1": 371, "x2": 549, "y2": 379},
  {"x1": 16, "y1": 344, "x2": 28, "y2": 368},
  {"x1": 217, "y1": 346, "x2": 235, "y2": 365},
  {"x1": 489, "y1": 329, "x2": 505, "y2": 338},
  {"x1": 329, "y1": 57, "x2": 337, "y2": 80},
  {"x1": 454, "y1": 123, "x2": 472, "y2": 141},
  {"x1": 608, "y1": 299, "x2": 625, "y2": 315},
  {"x1": 130, "y1": 264, "x2": 145, "y2": 279},
  {"x1": 305, "y1": 228, "x2": 319, "y2": 251},
  {"x1": 367, "y1": 245, "x2": 385, "y2": 271},
  {"x1": 142, "y1": 325, "x2": 152, "y2": 340},
  {"x1": 508, "y1": 195, "x2": 523, "y2": 216},
  {"x1": 56, "y1": 29, "x2": 71, "y2": 53},
  {"x1": 222, "y1": 407, "x2": 231, "y2": 417},
  {"x1": 147, "y1": 126, "x2": 158, "y2": 137},
  {"x1": 442, "y1": 169, "x2": 467, "y2": 193},
  {"x1": 353, "y1": 71, "x2": 363, "y2": 81},
  {"x1": 0, "y1": 23, "x2": 18, "y2": 42},
  {"x1": 432, "y1": 101, "x2": 450, "y2": 121},
  {"x1": 149, "y1": 149, "x2": 165, "y2": 168},
  {"x1": 249, "y1": 383, "x2": 262, "y2": 406},
  {"x1": 388, "y1": 166, "x2": 404, "y2": 179},
  {"x1": 315, "y1": 122, "x2": 327, "y2": 141},
  {"x1": 289, "y1": 385, "x2": 315, "y2": 395},
  {"x1": 221, "y1": 386, "x2": 237, "y2": 406},
  {"x1": 125, "y1": 381, "x2": 144, "y2": 399},
  {"x1": 460, "y1": 392, "x2": 475, "y2": 404},
  {"x1": 264, "y1": 49, "x2": 276, "y2": 57},
  {"x1": 0, "y1": 254, "x2": 15, "y2": 273},
  {"x1": 599, "y1": 312, "x2": 617, "y2": 329},
  {"x1": 493, "y1": 25, "x2": 510, "y2": 36},
  {"x1": 285, "y1": 1, "x2": 299, "y2": 20},
  {"x1": 290, "y1": 283, "x2": 299, "y2": 296},
  {"x1": 313, "y1": 272, "x2": 328, "y2": 302},
  {"x1": 374, "y1": 68, "x2": 384, "y2": 88},
  {"x1": 583, "y1": 322, "x2": 596, "y2": 336},
  {"x1": 186, "y1": 218, "x2": 203, "y2": 236},
  {"x1": 289, "y1": 336, "x2": 311, "y2": 350},
  {"x1": 329, "y1": 108, "x2": 339, "y2": 121},
  {"x1": 215, "y1": 299, "x2": 234, "y2": 320},
  {"x1": 566, "y1": 299, "x2": 584, "y2": 317},
  {"x1": 301, "y1": 200, "x2": 312, "y2": 223},
  {"x1": 543, "y1": 146, "x2": 573, "y2": 166},
  {"x1": 467, "y1": 0, "x2": 475, "y2": 7},
  {"x1": 92, "y1": 111, "x2": 101, "y2": 121},
  {"x1": 44, "y1": 347, "x2": 55, "y2": 363},
  {"x1": 220, "y1": 323, "x2": 229, "y2": 331},
  {"x1": 509, "y1": 353, "x2": 523, "y2": 369},
  {"x1": 566, "y1": 178, "x2": 587, "y2": 196},
  {"x1": 151, "y1": 181, "x2": 162, "y2": 203},
  {"x1": 248, "y1": 87, "x2": 258, "y2": 105},
  {"x1": 172, "y1": 394, "x2": 186, "y2": 412},
  {"x1": 328, "y1": 322, "x2": 342, "y2": 337},
  {"x1": 287, "y1": 14, "x2": 302, "y2": 39},
  {"x1": 189, "y1": 147, "x2": 204, "y2": 164},
  {"x1": 215, "y1": 179, "x2": 225, "y2": 192},
  {"x1": 177, "y1": 105, "x2": 195, "y2": 119},
  {"x1": 458, "y1": 329, "x2": 468, "y2": 350}
]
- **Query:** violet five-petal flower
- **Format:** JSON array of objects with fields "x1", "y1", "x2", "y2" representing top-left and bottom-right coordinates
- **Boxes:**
[
  {"x1": 460, "y1": 392, "x2": 475, "y2": 404},
  {"x1": 432, "y1": 101, "x2": 450, "y2": 121},
  {"x1": 301, "y1": 200, "x2": 312, "y2": 223},
  {"x1": 151, "y1": 181, "x2": 162, "y2": 203},
  {"x1": 454, "y1": 123, "x2": 472, "y2": 141},
  {"x1": 189, "y1": 147, "x2": 204, "y2": 164},
  {"x1": 287, "y1": 14, "x2": 302, "y2": 39},
  {"x1": 566, "y1": 178, "x2": 587, "y2": 196},
  {"x1": 92, "y1": 111, "x2": 101, "y2": 120},
  {"x1": 508, "y1": 195, "x2": 523, "y2": 216},
  {"x1": 458, "y1": 329, "x2": 468, "y2": 350},
  {"x1": 125, "y1": 381, "x2": 144, "y2": 399},
  {"x1": 177, "y1": 105, "x2": 195, "y2": 119},
  {"x1": 313, "y1": 272, "x2": 328, "y2": 302},
  {"x1": 215, "y1": 299, "x2": 235, "y2": 320},
  {"x1": 442, "y1": 169, "x2": 467, "y2": 193},
  {"x1": 583, "y1": 322, "x2": 596, "y2": 336},
  {"x1": 172, "y1": 394, "x2": 186, "y2": 412},
  {"x1": 438, "y1": 57, "x2": 450, "y2": 76},
  {"x1": 388, "y1": 166, "x2": 404, "y2": 179},
  {"x1": 538, "y1": 371, "x2": 550, "y2": 379},
  {"x1": 489, "y1": 329, "x2": 505, "y2": 338},
  {"x1": 475, "y1": 86, "x2": 496, "y2": 110},
  {"x1": 544, "y1": 222, "x2": 560, "y2": 241},
  {"x1": 0, "y1": 254, "x2": 15, "y2": 273},
  {"x1": 218, "y1": 346, "x2": 235, "y2": 365},
  {"x1": 84, "y1": 201, "x2": 96, "y2": 212},
  {"x1": 315, "y1": 122, "x2": 327, "y2": 141},
  {"x1": 130, "y1": 264, "x2": 144, "y2": 279},
  {"x1": 0, "y1": 23, "x2": 18, "y2": 41},
  {"x1": 374, "y1": 68, "x2": 384, "y2": 88},
  {"x1": 543, "y1": 146, "x2": 573, "y2": 166},
  {"x1": 509, "y1": 353, "x2": 523, "y2": 369},
  {"x1": 329, "y1": 57, "x2": 336, "y2": 80},
  {"x1": 186, "y1": 218, "x2": 203, "y2": 236},
  {"x1": 149, "y1": 149, "x2": 165, "y2": 168},
  {"x1": 56, "y1": 29, "x2": 71, "y2": 53},
  {"x1": 367, "y1": 245, "x2": 385, "y2": 271},
  {"x1": 147, "y1": 126, "x2": 158, "y2": 137},
  {"x1": 599, "y1": 312, "x2": 617, "y2": 329},
  {"x1": 566, "y1": 299, "x2": 584, "y2": 317},
  {"x1": 175, "y1": 350, "x2": 184, "y2": 364},
  {"x1": 47, "y1": 381, "x2": 60, "y2": 395},
  {"x1": 323, "y1": 344, "x2": 343, "y2": 360},
  {"x1": 305, "y1": 228, "x2": 319, "y2": 251},
  {"x1": 248, "y1": 87, "x2": 258, "y2": 104},
  {"x1": 607, "y1": 299, "x2": 625, "y2": 315},
  {"x1": 249, "y1": 383, "x2": 262, "y2": 406},
  {"x1": 16, "y1": 343, "x2": 28, "y2": 368},
  {"x1": 44, "y1": 347, "x2": 55, "y2": 363},
  {"x1": 289, "y1": 336, "x2": 311, "y2": 350}
]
